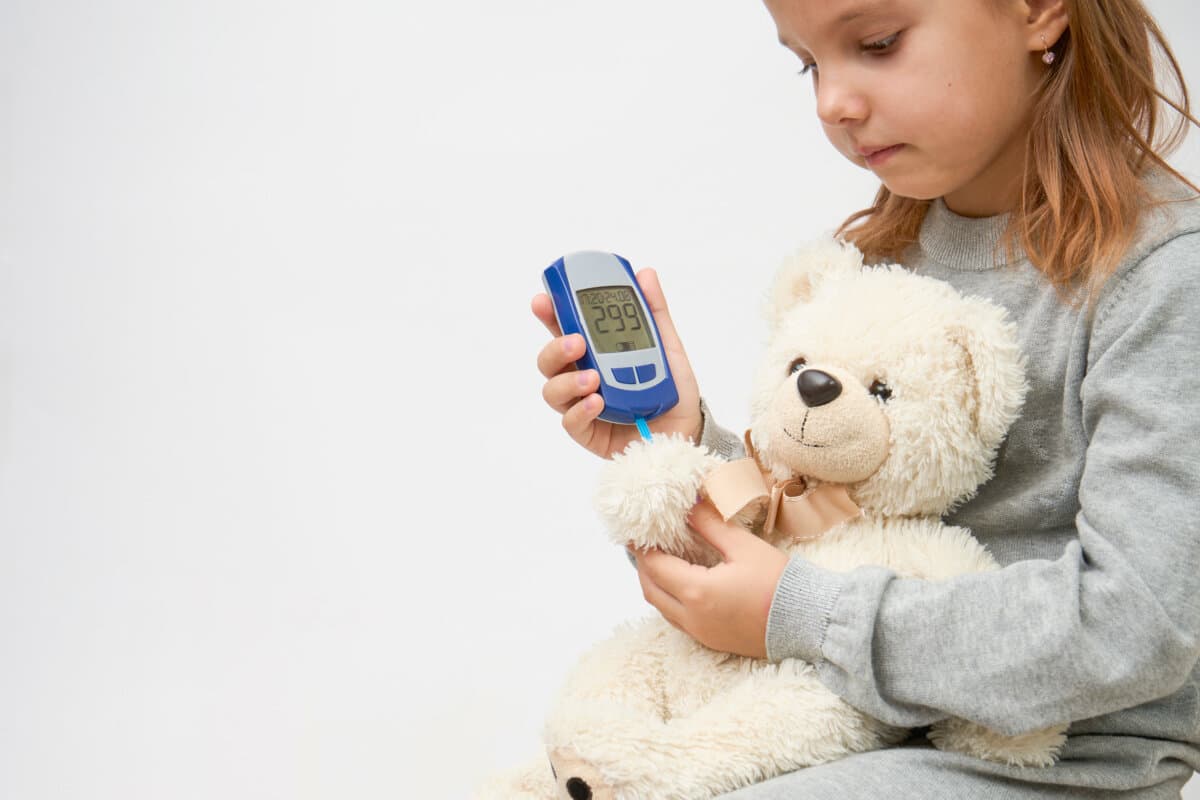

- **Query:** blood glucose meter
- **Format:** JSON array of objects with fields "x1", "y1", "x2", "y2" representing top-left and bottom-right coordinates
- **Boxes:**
[{"x1": 543, "y1": 251, "x2": 679, "y2": 428}]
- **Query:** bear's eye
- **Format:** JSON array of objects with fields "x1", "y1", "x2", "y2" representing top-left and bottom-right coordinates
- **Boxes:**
[
  {"x1": 788, "y1": 357, "x2": 807, "y2": 375},
  {"x1": 869, "y1": 379, "x2": 893, "y2": 402}
]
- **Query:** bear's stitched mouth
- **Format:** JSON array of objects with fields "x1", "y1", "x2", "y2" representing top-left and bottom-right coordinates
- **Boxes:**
[{"x1": 783, "y1": 415, "x2": 828, "y2": 448}]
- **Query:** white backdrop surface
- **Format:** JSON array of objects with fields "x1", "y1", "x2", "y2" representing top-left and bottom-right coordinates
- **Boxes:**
[{"x1": 1, "y1": 2, "x2": 1197, "y2": 798}]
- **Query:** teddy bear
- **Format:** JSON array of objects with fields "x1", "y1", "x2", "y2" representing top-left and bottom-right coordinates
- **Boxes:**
[{"x1": 478, "y1": 238, "x2": 1066, "y2": 800}]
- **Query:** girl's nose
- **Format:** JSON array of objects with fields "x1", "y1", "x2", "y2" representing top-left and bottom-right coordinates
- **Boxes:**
[{"x1": 815, "y1": 75, "x2": 868, "y2": 127}]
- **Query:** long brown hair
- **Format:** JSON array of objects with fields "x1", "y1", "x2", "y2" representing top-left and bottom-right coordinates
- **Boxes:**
[{"x1": 837, "y1": 0, "x2": 1198, "y2": 292}]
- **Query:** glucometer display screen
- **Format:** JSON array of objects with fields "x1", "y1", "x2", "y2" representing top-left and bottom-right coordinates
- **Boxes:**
[{"x1": 575, "y1": 286, "x2": 655, "y2": 354}]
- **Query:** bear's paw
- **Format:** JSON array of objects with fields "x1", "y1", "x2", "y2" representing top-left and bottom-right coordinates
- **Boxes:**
[{"x1": 595, "y1": 434, "x2": 722, "y2": 556}]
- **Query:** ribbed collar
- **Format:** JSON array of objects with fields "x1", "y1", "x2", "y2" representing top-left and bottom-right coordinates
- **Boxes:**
[{"x1": 917, "y1": 199, "x2": 1023, "y2": 271}]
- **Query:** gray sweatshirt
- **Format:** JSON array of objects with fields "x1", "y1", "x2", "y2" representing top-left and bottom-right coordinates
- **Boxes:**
[{"x1": 701, "y1": 175, "x2": 1200, "y2": 786}]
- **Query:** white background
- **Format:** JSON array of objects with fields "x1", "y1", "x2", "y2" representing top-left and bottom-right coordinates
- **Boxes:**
[{"x1": 1, "y1": 2, "x2": 1197, "y2": 798}]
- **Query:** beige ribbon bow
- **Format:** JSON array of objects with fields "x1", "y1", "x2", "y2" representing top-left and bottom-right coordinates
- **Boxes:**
[{"x1": 701, "y1": 432, "x2": 861, "y2": 541}]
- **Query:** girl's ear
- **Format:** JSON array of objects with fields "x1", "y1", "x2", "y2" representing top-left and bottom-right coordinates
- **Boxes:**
[
  {"x1": 1021, "y1": 0, "x2": 1069, "y2": 54},
  {"x1": 765, "y1": 237, "x2": 864, "y2": 330}
]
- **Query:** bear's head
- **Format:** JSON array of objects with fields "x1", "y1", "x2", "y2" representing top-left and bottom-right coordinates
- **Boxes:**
[{"x1": 748, "y1": 239, "x2": 1026, "y2": 518}]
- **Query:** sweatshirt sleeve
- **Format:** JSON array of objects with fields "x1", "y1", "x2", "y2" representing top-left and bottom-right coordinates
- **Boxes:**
[
  {"x1": 763, "y1": 232, "x2": 1200, "y2": 736},
  {"x1": 698, "y1": 397, "x2": 746, "y2": 461}
]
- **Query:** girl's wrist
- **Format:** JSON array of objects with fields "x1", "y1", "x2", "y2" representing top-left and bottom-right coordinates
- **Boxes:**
[{"x1": 691, "y1": 399, "x2": 706, "y2": 444}]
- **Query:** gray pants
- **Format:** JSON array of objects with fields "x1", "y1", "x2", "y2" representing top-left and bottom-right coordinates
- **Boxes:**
[{"x1": 718, "y1": 735, "x2": 1195, "y2": 799}]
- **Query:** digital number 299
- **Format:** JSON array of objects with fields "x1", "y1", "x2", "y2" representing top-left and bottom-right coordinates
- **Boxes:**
[{"x1": 591, "y1": 302, "x2": 642, "y2": 334}]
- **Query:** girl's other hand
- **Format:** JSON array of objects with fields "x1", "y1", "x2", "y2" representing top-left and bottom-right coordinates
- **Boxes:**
[
  {"x1": 532, "y1": 268, "x2": 702, "y2": 459},
  {"x1": 633, "y1": 501, "x2": 789, "y2": 659}
]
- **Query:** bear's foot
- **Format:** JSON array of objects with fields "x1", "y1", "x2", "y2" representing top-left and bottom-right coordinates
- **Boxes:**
[
  {"x1": 549, "y1": 748, "x2": 616, "y2": 800},
  {"x1": 929, "y1": 717, "x2": 1067, "y2": 768}
]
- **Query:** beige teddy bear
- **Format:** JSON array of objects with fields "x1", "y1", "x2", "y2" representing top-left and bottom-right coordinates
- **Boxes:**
[{"x1": 480, "y1": 239, "x2": 1066, "y2": 800}]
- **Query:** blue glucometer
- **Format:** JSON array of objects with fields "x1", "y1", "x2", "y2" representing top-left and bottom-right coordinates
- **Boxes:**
[{"x1": 543, "y1": 251, "x2": 679, "y2": 426}]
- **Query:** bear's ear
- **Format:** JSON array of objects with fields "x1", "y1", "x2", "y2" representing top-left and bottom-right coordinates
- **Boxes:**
[
  {"x1": 765, "y1": 237, "x2": 865, "y2": 330},
  {"x1": 945, "y1": 303, "x2": 1027, "y2": 452}
]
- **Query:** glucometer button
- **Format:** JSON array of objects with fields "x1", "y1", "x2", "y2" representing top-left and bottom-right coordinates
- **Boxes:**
[
  {"x1": 612, "y1": 367, "x2": 637, "y2": 385},
  {"x1": 635, "y1": 364, "x2": 657, "y2": 383}
]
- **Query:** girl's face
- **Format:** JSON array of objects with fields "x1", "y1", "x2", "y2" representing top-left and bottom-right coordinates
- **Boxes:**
[{"x1": 764, "y1": 0, "x2": 1050, "y2": 217}]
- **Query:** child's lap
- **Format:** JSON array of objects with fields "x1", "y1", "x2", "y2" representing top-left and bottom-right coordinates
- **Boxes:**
[{"x1": 717, "y1": 737, "x2": 1192, "y2": 800}]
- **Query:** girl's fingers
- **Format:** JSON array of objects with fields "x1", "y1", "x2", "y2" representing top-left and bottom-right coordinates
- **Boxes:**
[
  {"x1": 685, "y1": 501, "x2": 743, "y2": 560},
  {"x1": 541, "y1": 369, "x2": 600, "y2": 414},
  {"x1": 636, "y1": 554, "x2": 688, "y2": 627},
  {"x1": 531, "y1": 293, "x2": 563, "y2": 337},
  {"x1": 560, "y1": 392, "x2": 605, "y2": 445},
  {"x1": 638, "y1": 547, "x2": 707, "y2": 601},
  {"x1": 536, "y1": 333, "x2": 585, "y2": 379}
]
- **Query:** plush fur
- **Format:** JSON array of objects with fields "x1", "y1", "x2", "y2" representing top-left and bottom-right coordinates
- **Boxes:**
[{"x1": 478, "y1": 239, "x2": 1066, "y2": 800}]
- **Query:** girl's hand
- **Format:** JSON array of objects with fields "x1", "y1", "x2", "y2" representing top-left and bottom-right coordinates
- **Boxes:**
[
  {"x1": 532, "y1": 268, "x2": 702, "y2": 459},
  {"x1": 632, "y1": 501, "x2": 790, "y2": 659}
]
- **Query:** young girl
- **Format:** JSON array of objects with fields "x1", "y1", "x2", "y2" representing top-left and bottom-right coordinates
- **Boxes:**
[{"x1": 532, "y1": 0, "x2": 1200, "y2": 797}]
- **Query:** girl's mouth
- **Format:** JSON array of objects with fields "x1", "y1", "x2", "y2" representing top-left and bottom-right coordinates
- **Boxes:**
[{"x1": 862, "y1": 144, "x2": 904, "y2": 167}]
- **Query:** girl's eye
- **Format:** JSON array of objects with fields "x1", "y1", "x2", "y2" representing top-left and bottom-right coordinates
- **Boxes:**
[
  {"x1": 788, "y1": 357, "x2": 808, "y2": 375},
  {"x1": 797, "y1": 31, "x2": 900, "y2": 79},
  {"x1": 862, "y1": 32, "x2": 900, "y2": 54},
  {"x1": 869, "y1": 379, "x2": 893, "y2": 402}
]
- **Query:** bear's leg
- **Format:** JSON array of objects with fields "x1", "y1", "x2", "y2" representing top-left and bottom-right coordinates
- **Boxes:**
[
  {"x1": 554, "y1": 656, "x2": 907, "y2": 800},
  {"x1": 543, "y1": 618, "x2": 683, "y2": 800}
]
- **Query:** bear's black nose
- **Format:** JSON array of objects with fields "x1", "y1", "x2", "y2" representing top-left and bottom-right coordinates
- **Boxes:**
[
  {"x1": 566, "y1": 778, "x2": 592, "y2": 800},
  {"x1": 797, "y1": 369, "x2": 842, "y2": 407}
]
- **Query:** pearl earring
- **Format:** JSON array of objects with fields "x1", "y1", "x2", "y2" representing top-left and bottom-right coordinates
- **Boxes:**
[{"x1": 1041, "y1": 35, "x2": 1056, "y2": 65}]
